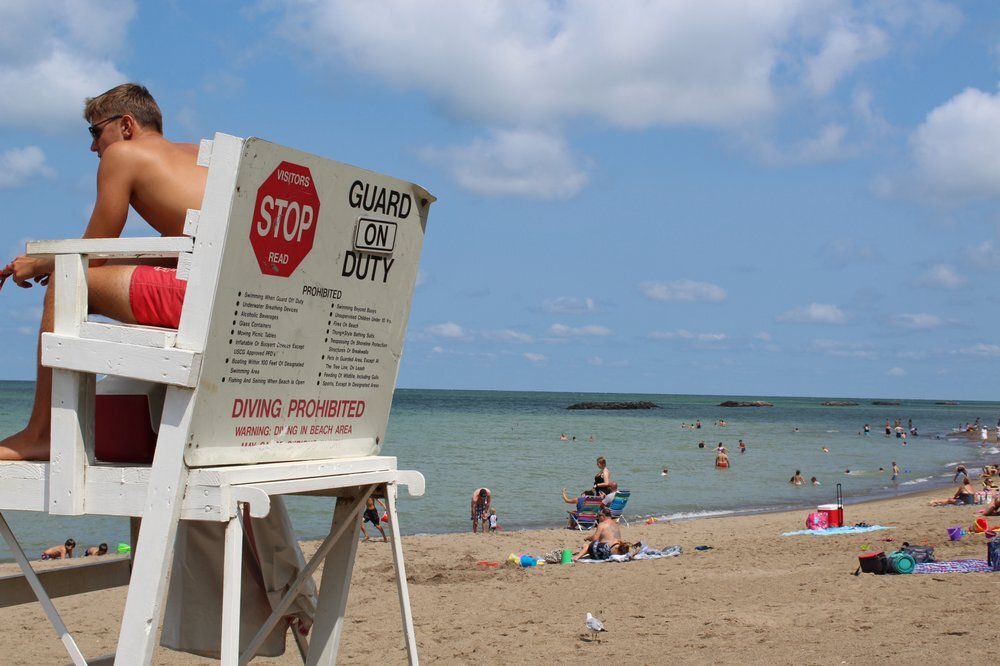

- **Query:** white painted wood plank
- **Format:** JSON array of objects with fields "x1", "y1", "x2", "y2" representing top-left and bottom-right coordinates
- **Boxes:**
[
  {"x1": 186, "y1": 455, "x2": 395, "y2": 486},
  {"x1": 396, "y1": 470, "x2": 426, "y2": 497},
  {"x1": 221, "y1": 511, "x2": 244, "y2": 666},
  {"x1": 176, "y1": 133, "x2": 243, "y2": 351},
  {"x1": 42, "y1": 335, "x2": 200, "y2": 387},
  {"x1": 114, "y1": 388, "x2": 195, "y2": 665},
  {"x1": 79, "y1": 321, "x2": 176, "y2": 348},
  {"x1": 231, "y1": 470, "x2": 401, "y2": 498},
  {"x1": 48, "y1": 370, "x2": 93, "y2": 515},
  {"x1": 52, "y1": 254, "x2": 86, "y2": 335},
  {"x1": 385, "y1": 482, "x2": 419, "y2": 665},
  {"x1": 26, "y1": 236, "x2": 193, "y2": 258}
]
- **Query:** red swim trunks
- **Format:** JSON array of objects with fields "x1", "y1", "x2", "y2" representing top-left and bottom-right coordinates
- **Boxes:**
[{"x1": 129, "y1": 265, "x2": 187, "y2": 328}]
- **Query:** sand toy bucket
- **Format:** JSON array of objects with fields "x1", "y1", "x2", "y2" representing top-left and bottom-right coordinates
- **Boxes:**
[{"x1": 947, "y1": 526, "x2": 963, "y2": 541}]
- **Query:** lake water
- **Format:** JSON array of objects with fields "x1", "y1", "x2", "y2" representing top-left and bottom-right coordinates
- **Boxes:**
[{"x1": 2, "y1": 382, "x2": 999, "y2": 560}]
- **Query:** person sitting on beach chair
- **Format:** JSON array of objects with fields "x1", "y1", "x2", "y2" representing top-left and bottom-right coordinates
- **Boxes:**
[{"x1": 0, "y1": 83, "x2": 207, "y2": 461}]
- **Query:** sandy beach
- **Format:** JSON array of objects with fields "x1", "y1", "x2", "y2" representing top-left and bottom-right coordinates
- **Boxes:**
[{"x1": 3, "y1": 486, "x2": 999, "y2": 665}]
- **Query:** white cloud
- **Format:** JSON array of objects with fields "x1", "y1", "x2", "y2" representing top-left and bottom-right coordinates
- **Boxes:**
[
  {"x1": 549, "y1": 323, "x2": 611, "y2": 337},
  {"x1": 650, "y1": 329, "x2": 727, "y2": 342},
  {"x1": 966, "y1": 239, "x2": 1000, "y2": 271},
  {"x1": 282, "y1": 0, "x2": 801, "y2": 129},
  {"x1": 750, "y1": 123, "x2": 855, "y2": 166},
  {"x1": 778, "y1": 303, "x2": 847, "y2": 324},
  {"x1": 804, "y1": 22, "x2": 888, "y2": 96},
  {"x1": 917, "y1": 263, "x2": 964, "y2": 289},
  {"x1": 887, "y1": 366, "x2": 906, "y2": 377},
  {"x1": 822, "y1": 238, "x2": 874, "y2": 265},
  {"x1": 543, "y1": 296, "x2": 597, "y2": 315},
  {"x1": 641, "y1": 280, "x2": 726, "y2": 303},
  {"x1": 951, "y1": 343, "x2": 1000, "y2": 359},
  {"x1": 587, "y1": 356, "x2": 628, "y2": 367},
  {"x1": 425, "y1": 322, "x2": 466, "y2": 338},
  {"x1": 0, "y1": 147, "x2": 55, "y2": 187},
  {"x1": 0, "y1": 2, "x2": 133, "y2": 130},
  {"x1": 810, "y1": 338, "x2": 876, "y2": 359},
  {"x1": 523, "y1": 352, "x2": 547, "y2": 363},
  {"x1": 483, "y1": 329, "x2": 533, "y2": 344},
  {"x1": 851, "y1": 88, "x2": 890, "y2": 135},
  {"x1": 907, "y1": 87, "x2": 1000, "y2": 201},
  {"x1": 421, "y1": 129, "x2": 590, "y2": 199},
  {"x1": 889, "y1": 313, "x2": 945, "y2": 329}
]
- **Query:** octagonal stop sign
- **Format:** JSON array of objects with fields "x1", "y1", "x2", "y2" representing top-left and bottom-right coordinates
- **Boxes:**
[{"x1": 250, "y1": 161, "x2": 321, "y2": 277}]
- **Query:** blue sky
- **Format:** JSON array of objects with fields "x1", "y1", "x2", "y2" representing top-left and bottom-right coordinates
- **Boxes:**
[{"x1": 0, "y1": 1, "x2": 998, "y2": 400}]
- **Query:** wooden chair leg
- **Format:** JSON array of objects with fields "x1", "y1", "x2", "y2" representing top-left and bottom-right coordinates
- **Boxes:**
[
  {"x1": 384, "y1": 482, "x2": 419, "y2": 665},
  {"x1": 0, "y1": 513, "x2": 88, "y2": 666},
  {"x1": 114, "y1": 389, "x2": 193, "y2": 665},
  {"x1": 305, "y1": 489, "x2": 370, "y2": 666}
]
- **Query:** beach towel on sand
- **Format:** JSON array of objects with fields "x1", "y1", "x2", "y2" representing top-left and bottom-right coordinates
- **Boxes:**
[
  {"x1": 912, "y1": 559, "x2": 994, "y2": 574},
  {"x1": 576, "y1": 544, "x2": 682, "y2": 563},
  {"x1": 783, "y1": 525, "x2": 892, "y2": 537}
]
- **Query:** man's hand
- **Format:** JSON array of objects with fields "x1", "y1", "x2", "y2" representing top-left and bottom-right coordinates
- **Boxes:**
[{"x1": 1, "y1": 256, "x2": 53, "y2": 289}]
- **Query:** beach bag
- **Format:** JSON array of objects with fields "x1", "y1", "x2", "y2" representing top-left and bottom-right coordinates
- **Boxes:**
[
  {"x1": 806, "y1": 512, "x2": 828, "y2": 530},
  {"x1": 900, "y1": 544, "x2": 934, "y2": 563},
  {"x1": 887, "y1": 551, "x2": 915, "y2": 574},
  {"x1": 856, "y1": 551, "x2": 888, "y2": 575},
  {"x1": 987, "y1": 540, "x2": 1000, "y2": 571}
]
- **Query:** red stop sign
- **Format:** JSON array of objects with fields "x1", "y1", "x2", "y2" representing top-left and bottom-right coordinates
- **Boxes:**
[{"x1": 250, "y1": 161, "x2": 321, "y2": 277}]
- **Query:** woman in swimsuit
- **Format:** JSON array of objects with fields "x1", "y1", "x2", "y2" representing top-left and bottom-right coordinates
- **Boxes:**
[{"x1": 592, "y1": 456, "x2": 611, "y2": 495}]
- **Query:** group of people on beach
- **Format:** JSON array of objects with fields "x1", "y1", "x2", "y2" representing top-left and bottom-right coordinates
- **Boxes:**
[
  {"x1": 40, "y1": 539, "x2": 108, "y2": 560},
  {"x1": 563, "y1": 457, "x2": 632, "y2": 560}
]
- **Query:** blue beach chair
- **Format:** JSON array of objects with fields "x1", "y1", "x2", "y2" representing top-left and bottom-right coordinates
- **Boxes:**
[
  {"x1": 607, "y1": 489, "x2": 631, "y2": 526},
  {"x1": 568, "y1": 496, "x2": 604, "y2": 530}
]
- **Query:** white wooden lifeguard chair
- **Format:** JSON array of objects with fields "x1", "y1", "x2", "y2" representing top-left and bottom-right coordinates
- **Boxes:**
[{"x1": 0, "y1": 133, "x2": 433, "y2": 665}]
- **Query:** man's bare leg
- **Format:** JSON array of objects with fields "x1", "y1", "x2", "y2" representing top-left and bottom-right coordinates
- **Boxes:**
[{"x1": 0, "y1": 265, "x2": 136, "y2": 461}]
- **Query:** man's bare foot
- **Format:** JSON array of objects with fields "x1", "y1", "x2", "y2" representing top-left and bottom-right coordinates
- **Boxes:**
[
  {"x1": 382, "y1": 536, "x2": 388, "y2": 543},
  {"x1": 0, "y1": 430, "x2": 50, "y2": 461}
]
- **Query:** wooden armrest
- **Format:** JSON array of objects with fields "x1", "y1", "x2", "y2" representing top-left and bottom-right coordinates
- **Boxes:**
[{"x1": 25, "y1": 236, "x2": 193, "y2": 258}]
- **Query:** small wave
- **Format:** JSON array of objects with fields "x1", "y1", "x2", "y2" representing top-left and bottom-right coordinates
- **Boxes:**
[
  {"x1": 900, "y1": 476, "x2": 932, "y2": 486},
  {"x1": 660, "y1": 509, "x2": 735, "y2": 521},
  {"x1": 825, "y1": 429, "x2": 839, "y2": 433}
]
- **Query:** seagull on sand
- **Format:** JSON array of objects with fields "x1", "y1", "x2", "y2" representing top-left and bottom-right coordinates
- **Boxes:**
[{"x1": 585, "y1": 612, "x2": 607, "y2": 643}]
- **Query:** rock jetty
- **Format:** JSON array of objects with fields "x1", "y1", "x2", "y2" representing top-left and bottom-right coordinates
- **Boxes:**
[
  {"x1": 566, "y1": 401, "x2": 658, "y2": 410},
  {"x1": 718, "y1": 400, "x2": 773, "y2": 407},
  {"x1": 872, "y1": 400, "x2": 901, "y2": 406},
  {"x1": 822, "y1": 401, "x2": 859, "y2": 406}
]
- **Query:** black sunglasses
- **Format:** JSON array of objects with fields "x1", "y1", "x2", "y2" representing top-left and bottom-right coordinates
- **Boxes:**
[{"x1": 88, "y1": 115, "x2": 123, "y2": 140}]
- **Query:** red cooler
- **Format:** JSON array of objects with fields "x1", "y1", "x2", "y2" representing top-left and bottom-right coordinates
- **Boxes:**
[{"x1": 818, "y1": 503, "x2": 843, "y2": 527}]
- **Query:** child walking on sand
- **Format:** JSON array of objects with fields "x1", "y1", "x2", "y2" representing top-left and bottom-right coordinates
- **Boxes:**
[{"x1": 488, "y1": 507, "x2": 499, "y2": 533}]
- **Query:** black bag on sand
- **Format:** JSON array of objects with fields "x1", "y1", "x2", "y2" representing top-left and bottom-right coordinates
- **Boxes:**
[
  {"x1": 856, "y1": 551, "x2": 888, "y2": 575},
  {"x1": 900, "y1": 544, "x2": 934, "y2": 563}
]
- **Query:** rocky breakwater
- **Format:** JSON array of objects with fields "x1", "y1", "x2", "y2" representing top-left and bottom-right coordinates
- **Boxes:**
[
  {"x1": 718, "y1": 400, "x2": 773, "y2": 407},
  {"x1": 566, "y1": 401, "x2": 658, "y2": 410}
]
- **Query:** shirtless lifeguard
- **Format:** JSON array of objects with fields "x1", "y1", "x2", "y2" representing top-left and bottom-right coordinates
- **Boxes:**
[{"x1": 0, "y1": 83, "x2": 208, "y2": 461}]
